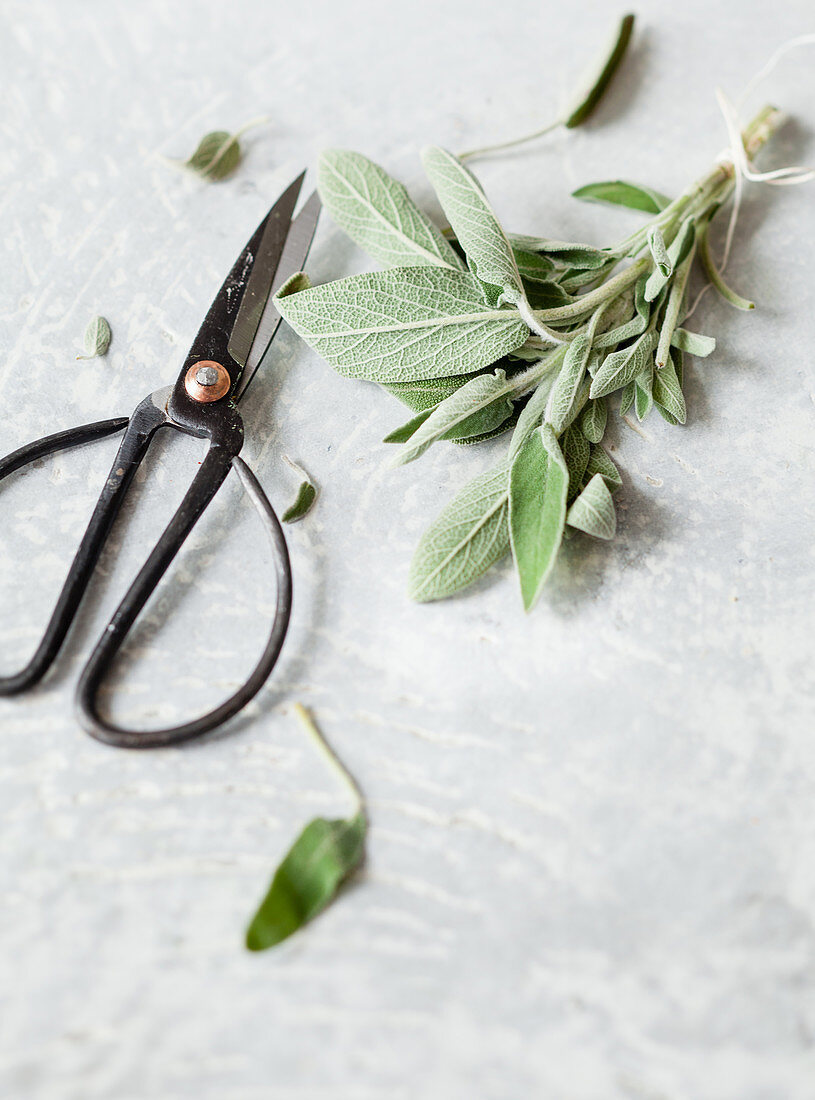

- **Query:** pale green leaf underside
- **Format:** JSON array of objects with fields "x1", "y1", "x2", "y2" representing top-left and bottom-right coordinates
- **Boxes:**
[
  {"x1": 567, "y1": 473, "x2": 617, "y2": 539},
  {"x1": 409, "y1": 460, "x2": 511, "y2": 602},
  {"x1": 318, "y1": 149, "x2": 462, "y2": 270},
  {"x1": 275, "y1": 266, "x2": 528, "y2": 383}
]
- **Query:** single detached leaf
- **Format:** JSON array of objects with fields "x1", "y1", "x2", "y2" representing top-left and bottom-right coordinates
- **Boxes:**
[
  {"x1": 508, "y1": 424, "x2": 568, "y2": 610},
  {"x1": 318, "y1": 149, "x2": 462, "y2": 270},
  {"x1": 580, "y1": 398, "x2": 607, "y2": 443},
  {"x1": 393, "y1": 368, "x2": 517, "y2": 465},
  {"x1": 275, "y1": 266, "x2": 528, "y2": 383},
  {"x1": 585, "y1": 444, "x2": 622, "y2": 489},
  {"x1": 652, "y1": 354, "x2": 687, "y2": 423},
  {"x1": 409, "y1": 460, "x2": 510, "y2": 602},
  {"x1": 562, "y1": 13, "x2": 636, "y2": 128},
  {"x1": 567, "y1": 473, "x2": 617, "y2": 539},
  {"x1": 282, "y1": 481, "x2": 317, "y2": 523},
  {"x1": 246, "y1": 814, "x2": 366, "y2": 950},
  {"x1": 422, "y1": 146, "x2": 526, "y2": 310},
  {"x1": 572, "y1": 179, "x2": 671, "y2": 214},
  {"x1": 77, "y1": 315, "x2": 111, "y2": 360},
  {"x1": 184, "y1": 130, "x2": 243, "y2": 181},
  {"x1": 671, "y1": 328, "x2": 716, "y2": 357}
]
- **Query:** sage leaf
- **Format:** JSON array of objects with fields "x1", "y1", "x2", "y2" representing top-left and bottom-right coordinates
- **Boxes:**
[
  {"x1": 652, "y1": 354, "x2": 687, "y2": 423},
  {"x1": 634, "y1": 362, "x2": 653, "y2": 421},
  {"x1": 318, "y1": 150, "x2": 462, "y2": 270},
  {"x1": 567, "y1": 473, "x2": 617, "y2": 539},
  {"x1": 647, "y1": 226, "x2": 672, "y2": 277},
  {"x1": 585, "y1": 444, "x2": 622, "y2": 489},
  {"x1": 408, "y1": 460, "x2": 510, "y2": 602},
  {"x1": 246, "y1": 705, "x2": 366, "y2": 952},
  {"x1": 421, "y1": 146, "x2": 528, "y2": 313},
  {"x1": 572, "y1": 179, "x2": 671, "y2": 214},
  {"x1": 382, "y1": 408, "x2": 435, "y2": 443},
  {"x1": 562, "y1": 13, "x2": 635, "y2": 128},
  {"x1": 509, "y1": 235, "x2": 611, "y2": 270},
  {"x1": 274, "y1": 266, "x2": 528, "y2": 383},
  {"x1": 183, "y1": 130, "x2": 242, "y2": 181},
  {"x1": 545, "y1": 333, "x2": 593, "y2": 434},
  {"x1": 590, "y1": 332, "x2": 655, "y2": 398},
  {"x1": 671, "y1": 328, "x2": 716, "y2": 357},
  {"x1": 392, "y1": 368, "x2": 519, "y2": 466},
  {"x1": 644, "y1": 218, "x2": 695, "y2": 302},
  {"x1": 384, "y1": 374, "x2": 475, "y2": 413},
  {"x1": 655, "y1": 248, "x2": 695, "y2": 367},
  {"x1": 512, "y1": 248, "x2": 557, "y2": 283},
  {"x1": 282, "y1": 482, "x2": 317, "y2": 523},
  {"x1": 563, "y1": 422, "x2": 590, "y2": 497},
  {"x1": 508, "y1": 425, "x2": 568, "y2": 610},
  {"x1": 619, "y1": 380, "x2": 635, "y2": 416},
  {"x1": 580, "y1": 398, "x2": 607, "y2": 443},
  {"x1": 77, "y1": 315, "x2": 111, "y2": 360}
]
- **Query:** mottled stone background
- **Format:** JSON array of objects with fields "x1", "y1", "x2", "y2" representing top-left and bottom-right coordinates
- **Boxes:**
[{"x1": 1, "y1": 0, "x2": 814, "y2": 1096}]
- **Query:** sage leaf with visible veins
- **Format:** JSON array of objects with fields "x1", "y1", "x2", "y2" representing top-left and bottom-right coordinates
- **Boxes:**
[
  {"x1": 409, "y1": 460, "x2": 510, "y2": 602},
  {"x1": 546, "y1": 334, "x2": 593, "y2": 434},
  {"x1": 77, "y1": 315, "x2": 111, "y2": 360},
  {"x1": 318, "y1": 150, "x2": 462, "y2": 270},
  {"x1": 392, "y1": 368, "x2": 520, "y2": 466},
  {"x1": 567, "y1": 473, "x2": 617, "y2": 539},
  {"x1": 585, "y1": 444, "x2": 622, "y2": 490},
  {"x1": 509, "y1": 425, "x2": 568, "y2": 611},
  {"x1": 572, "y1": 179, "x2": 671, "y2": 214},
  {"x1": 590, "y1": 331, "x2": 656, "y2": 398},
  {"x1": 422, "y1": 146, "x2": 533, "y2": 318},
  {"x1": 563, "y1": 13, "x2": 636, "y2": 128},
  {"x1": 580, "y1": 398, "x2": 607, "y2": 443},
  {"x1": 246, "y1": 705, "x2": 366, "y2": 952},
  {"x1": 671, "y1": 328, "x2": 716, "y2": 357},
  {"x1": 274, "y1": 266, "x2": 528, "y2": 384},
  {"x1": 179, "y1": 119, "x2": 266, "y2": 181},
  {"x1": 652, "y1": 354, "x2": 687, "y2": 423}
]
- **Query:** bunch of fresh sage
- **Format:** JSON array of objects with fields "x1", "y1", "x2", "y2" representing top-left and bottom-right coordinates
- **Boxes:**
[{"x1": 274, "y1": 104, "x2": 786, "y2": 608}]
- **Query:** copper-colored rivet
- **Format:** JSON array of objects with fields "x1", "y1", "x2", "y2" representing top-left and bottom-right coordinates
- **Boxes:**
[{"x1": 184, "y1": 360, "x2": 231, "y2": 403}]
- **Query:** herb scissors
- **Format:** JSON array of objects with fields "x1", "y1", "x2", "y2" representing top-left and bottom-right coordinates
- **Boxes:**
[{"x1": 0, "y1": 174, "x2": 320, "y2": 749}]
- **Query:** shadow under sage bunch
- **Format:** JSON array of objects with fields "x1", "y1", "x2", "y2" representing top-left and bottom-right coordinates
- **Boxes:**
[{"x1": 274, "y1": 105, "x2": 785, "y2": 610}]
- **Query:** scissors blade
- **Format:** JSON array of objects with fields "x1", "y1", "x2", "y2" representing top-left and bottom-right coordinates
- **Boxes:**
[
  {"x1": 226, "y1": 171, "x2": 306, "y2": 370},
  {"x1": 234, "y1": 190, "x2": 322, "y2": 401}
]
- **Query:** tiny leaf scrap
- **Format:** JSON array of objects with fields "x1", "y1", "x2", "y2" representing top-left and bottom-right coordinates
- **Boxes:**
[{"x1": 77, "y1": 315, "x2": 111, "y2": 360}]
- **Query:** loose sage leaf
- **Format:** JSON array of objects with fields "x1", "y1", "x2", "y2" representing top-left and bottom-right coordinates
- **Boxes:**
[
  {"x1": 246, "y1": 813, "x2": 366, "y2": 950},
  {"x1": 652, "y1": 353, "x2": 687, "y2": 423},
  {"x1": 318, "y1": 150, "x2": 462, "y2": 270},
  {"x1": 580, "y1": 398, "x2": 607, "y2": 443},
  {"x1": 546, "y1": 334, "x2": 593, "y2": 434},
  {"x1": 422, "y1": 146, "x2": 528, "y2": 312},
  {"x1": 644, "y1": 218, "x2": 695, "y2": 302},
  {"x1": 183, "y1": 130, "x2": 243, "y2": 181},
  {"x1": 562, "y1": 13, "x2": 635, "y2": 128},
  {"x1": 572, "y1": 179, "x2": 671, "y2": 214},
  {"x1": 671, "y1": 328, "x2": 716, "y2": 357},
  {"x1": 382, "y1": 407, "x2": 435, "y2": 443},
  {"x1": 634, "y1": 361, "x2": 654, "y2": 421},
  {"x1": 647, "y1": 226, "x2": 672, "y2": 278},
  {"x1": 508, "y1": 424, "x2": 568, "y2": 610},
  {"x1": 409, "y1": 460, "x2": 510, "y2": 602},
  {"x1": 77, "y1": 315, "x2": 111, "y2": 360},
  {"x1": 567, "y1": 473, "x2": 617, "y2": 539},
  {"x1": 585, "y1": 444, "x2": 622, "y2": 489},
  {"x1": 282, "y1": 481, "x2": 317, "y2": 523},
  {"x1": 274, "y1": 266, "x2": 528, "y2": 383},
  {"x1": 392, "y1": 368, "x2": 518, "y2": 466},
  {"x1": 590, "y1": 332, "x2": 655, "y2": 398}
]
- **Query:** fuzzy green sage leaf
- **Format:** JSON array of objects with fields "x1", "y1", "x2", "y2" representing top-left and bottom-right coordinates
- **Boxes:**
[
  {"x1": 572, "y1": 179, "x2": 671, "y2": 214},
  {"x1": 567, "y1": 473, "x2": 617, "y2": 539},
  {"x1": 77, "y1": 315, "x2": 111, "y2": 360},
  {"x1": 563, "y1": 13, "x2": 635, "y2": 128}
]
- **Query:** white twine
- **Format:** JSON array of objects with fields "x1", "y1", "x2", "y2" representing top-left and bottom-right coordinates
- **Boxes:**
[{"x1": 686, "y1": 33, "x2": 815, "y2": 319}]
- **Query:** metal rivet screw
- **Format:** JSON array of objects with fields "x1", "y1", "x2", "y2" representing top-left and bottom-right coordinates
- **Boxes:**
[{"x1": 196, "y1": 365, "x2": 220, "y2": 387}]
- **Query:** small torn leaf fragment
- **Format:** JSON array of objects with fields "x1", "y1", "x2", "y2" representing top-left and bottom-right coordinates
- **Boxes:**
[
  {"x1": 77, "y1": 315, "x2": 111, "y2": 360},
  {"x1": 562, "y1": 13, "x2": 636, "y2": 128},
  {"x1": 572, "y1": 180, "x2": 671, "y2": 214},
  {"x1": 567, "y1": 473, "x2": 617, "y2": 539},
  {"x1": 246, "y1": 705, "x2": 366, "y2": 952},
  {"x1": 281, "y1": 457, "x2": 317, "y2": 523},
  {"x1": 178, "y1": 118, "x2": 266, "y2": 182}
]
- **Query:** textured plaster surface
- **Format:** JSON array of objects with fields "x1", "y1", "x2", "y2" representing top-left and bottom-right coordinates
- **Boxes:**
[{"x1": 1, "y1": 1, "x2": 815, "y2": 1097}]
